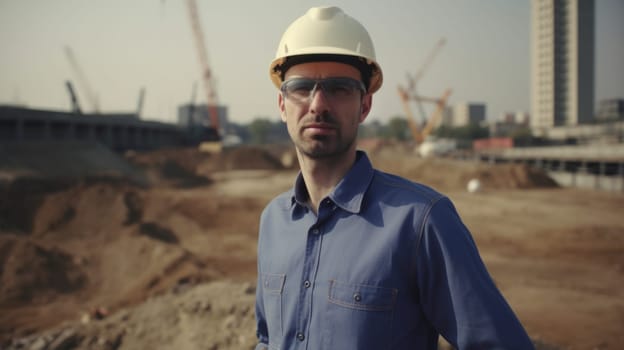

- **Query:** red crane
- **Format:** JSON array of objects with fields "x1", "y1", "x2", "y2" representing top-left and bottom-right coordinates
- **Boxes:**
[{"x1": 186, "y1": 0, "x2": 221, "y2": 140}]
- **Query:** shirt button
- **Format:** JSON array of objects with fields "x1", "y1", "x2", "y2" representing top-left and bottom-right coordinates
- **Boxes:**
[
  {"x1": 354, "y1": 293, "x2": 362, "y2": 302},
  {"x1": 304, "y1": 280, "x2": 311, "y2": 288},
  {"x1": 311, "y1": 228, "x2": 319, "y2": 235},
  {"x1": 297, "y1": 332, "x2": 305, "y2": 341}
]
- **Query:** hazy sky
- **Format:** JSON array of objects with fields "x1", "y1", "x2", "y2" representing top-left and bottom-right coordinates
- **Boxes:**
[{"x1": 1, "y1": 0, "x2": 623, "y2": 125}]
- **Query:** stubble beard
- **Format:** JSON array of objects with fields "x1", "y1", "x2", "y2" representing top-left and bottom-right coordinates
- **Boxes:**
[
  {"x1": 296, "y1": 133, "x2": 354, "y2": 159},
  {"x1": 293, "y1": 112, "x2": 358, "y2": 160}
]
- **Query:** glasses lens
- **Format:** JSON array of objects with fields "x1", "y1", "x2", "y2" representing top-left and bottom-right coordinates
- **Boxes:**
[
  {"x1": 281, "y1": 79, "x2": 316, "y2": 103},
  {"x1": 320, "y1": 78, "x2": 365, "y2": 99},
  {"x1": 281, "y1": 77, "x2": 365, "y2": 105}
]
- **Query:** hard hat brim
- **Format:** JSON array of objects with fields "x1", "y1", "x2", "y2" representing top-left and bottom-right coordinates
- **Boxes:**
[{"x1": 269, "y1": 52, "x2": 383, "y2": 93}]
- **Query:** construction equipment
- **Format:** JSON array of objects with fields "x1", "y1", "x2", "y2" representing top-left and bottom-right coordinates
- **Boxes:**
[
  {"x1": 136, "y1": 87, "x2": 145, "y2": 118},
  {"x1": 398, "y1": 86, "x2": 452, "y2": 144},
  {"x1": 185, "y1": 0, "x2": 221, "y2": 141},
  {"x1": 397, "y1": 37, "x2": 451, "y2": 145},
  {"x1": 63, "y1": 46, "x2": 100, "y2": 114},
  {"x1": 65, "y1": 81, "x2": 82, "y2": 115}
]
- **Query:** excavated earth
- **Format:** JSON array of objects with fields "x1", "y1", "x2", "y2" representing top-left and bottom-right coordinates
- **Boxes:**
[{"x1": 0, "y1": 141, "x2": 622, "y2": 350}]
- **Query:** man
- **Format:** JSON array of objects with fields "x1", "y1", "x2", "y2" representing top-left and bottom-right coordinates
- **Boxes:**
[{"x1": 255, "y1": 6, "x2": 534, "y2": 350}]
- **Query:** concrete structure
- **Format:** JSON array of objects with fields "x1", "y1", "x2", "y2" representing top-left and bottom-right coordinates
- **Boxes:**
[
  {"x1": 530, "y1": 0, "x2": 595, "y2": 134},
  {"x1": 452, "y1": 102, "x2": 486, "y2": 127},
  {"x1": 177, "y1": 103, "x2": 228, "y2": 142},
  {"x1": 474, "y1": 143, "x2": 624, "y2": 192},
  {"x1": 0, "y1": 105, "x2": 184, "y2": 152},
  {"x1": 596, "y1": 98, "x2": 624, "y2": 121},
  {"x1": 543, "y1": 120, "x2": 624, "y2": 144}
]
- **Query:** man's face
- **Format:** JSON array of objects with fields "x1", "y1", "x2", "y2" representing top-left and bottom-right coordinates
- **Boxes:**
[{"x1": 278, "y1": 61, "x2": 372, "y2": 159}]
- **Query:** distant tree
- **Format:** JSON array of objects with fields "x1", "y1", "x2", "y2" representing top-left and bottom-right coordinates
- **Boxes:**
[
  {"x1": 358, "y1": 120, "x2": 383, "y2": 139},
  {"x1": 248, "y1": 118, "x2": 273, "y2": 144},
  {"x1": 383, "y1": 117, "x2": 410, "y2": 141},
  {"x1": 243, "y1": 118, "x2": 290, "y2": 144},
  {"x1": 434, "y1": 123, "x2": 489, "y2": 141},
  {"x1": 227, "y1": 122, "x2": 251, "y2": 143}
]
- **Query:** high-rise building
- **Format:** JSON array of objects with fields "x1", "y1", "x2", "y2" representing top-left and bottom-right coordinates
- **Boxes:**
[
  {"x1": 452, "y1": 102, "x2": 486, "y2": 127},
  {"x1": 530, "y1": 0, "x2": 594, "y2": 134}
]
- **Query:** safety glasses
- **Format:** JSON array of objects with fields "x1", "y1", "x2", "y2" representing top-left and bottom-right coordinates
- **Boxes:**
[{"x1": 280, "y1": 77, "x2": 366, "y2": 105}]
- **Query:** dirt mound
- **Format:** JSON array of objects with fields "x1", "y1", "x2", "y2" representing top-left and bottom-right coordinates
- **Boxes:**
[
  {"x1": 28, "y1": 179, "x2": 144, "y2": 239},
  {"x1": 370, "y1": 152, "x2": 558, "y2": 191},
  {"x1": 3, "y1": 280, "x2": 257, "y2": 350},
  {"x1": 123, "y1": 145, "x2": 288, "y2": 188},
  {"x1": 204, "y1": 145, "x2": 287, "y2": 172},
  {"x1": 468, "y1": 162, "x2": 558, "y2": 189},
  {"x1": 0, "y1": 141, "x2": 147, "y2": 185},
  {"x1": 124, "y1": 147, "x2": 213, "y2": 188},
  {"x1": 0, "y1": 158, "x2": 267, "y2": 342},
  {"x1": 0, "y1": 236, "x2": 87, "y2": 306}
]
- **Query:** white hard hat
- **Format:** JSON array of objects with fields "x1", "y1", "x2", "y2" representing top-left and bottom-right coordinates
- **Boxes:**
[{"x1": 269, "y1": 6, "x2": 383, "y2": 93}]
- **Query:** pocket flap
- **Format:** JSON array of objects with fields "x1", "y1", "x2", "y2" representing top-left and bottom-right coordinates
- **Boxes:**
[
  {"x1": 262, "y1": 273, "x2": 286, "y2": 294},
  {"x1": 328, "y1": 280, "x2": 397, "y2": 311}
]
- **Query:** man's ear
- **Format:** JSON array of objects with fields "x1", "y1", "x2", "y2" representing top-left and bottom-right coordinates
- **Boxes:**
[
  {"x1": 278, "y1": 93, "x2": 287, "y2": 122},
  {"x1": 359, "y1": 93, "x2": 372, "y2": 123}
]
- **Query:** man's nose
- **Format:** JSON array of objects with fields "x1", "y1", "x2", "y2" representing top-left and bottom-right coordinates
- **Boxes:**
[{"x1": 309, "y1": 84, "x2": 330, "y2": 115}]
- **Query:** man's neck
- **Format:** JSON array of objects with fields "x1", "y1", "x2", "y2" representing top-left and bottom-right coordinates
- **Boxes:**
[{"x1": 297, "y1": 150, "x2": 356, "y2": 214}]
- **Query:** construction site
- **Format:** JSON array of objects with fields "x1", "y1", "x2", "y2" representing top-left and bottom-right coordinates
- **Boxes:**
[
  {"x1": 2, "y1": 1, "x2": 624, "y2": 350},
  {"x1": 1, "y1": 140, "x2": 623, "y2": 350}
]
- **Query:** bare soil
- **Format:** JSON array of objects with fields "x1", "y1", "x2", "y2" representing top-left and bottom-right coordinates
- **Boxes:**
[{"x1": 0, "y1": 142, "x2": 622, "y2": 349}]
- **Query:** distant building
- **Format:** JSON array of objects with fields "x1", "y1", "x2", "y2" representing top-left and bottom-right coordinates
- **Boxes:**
[
  {"x1": 452, "y1": 102, "x2": 486, "y2": 127},
  {"x1": 530, "y1": 0, "x2": 595, "y2": 133},
  {"x1": 596, "y1": 99, "x2": 624, "y2": 121},
  {"x1": 177, "y1": 103, "x2": 228, "y2": 141},
  {"x1": 515, "y1": 111, "x2": 530, "y2": 125},
  {"x1": 440, "y1": 106, "x2": 453, "y2": 127},
  {"x1": 497, "y1": 111, "x2": 530, "y2": 125}
]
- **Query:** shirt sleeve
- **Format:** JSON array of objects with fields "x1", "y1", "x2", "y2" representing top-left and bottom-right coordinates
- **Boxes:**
[{"x1": 415, "y1": 197, "x2": 535, "y2": 350}]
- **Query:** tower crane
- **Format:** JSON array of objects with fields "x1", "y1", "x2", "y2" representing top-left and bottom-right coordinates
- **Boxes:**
[
  {"x1": 397, "y1": 37, "x2": 451, "y2": 145},
  {"x1": 186, "y1": 0, "x2": 221, "y2": 141}
]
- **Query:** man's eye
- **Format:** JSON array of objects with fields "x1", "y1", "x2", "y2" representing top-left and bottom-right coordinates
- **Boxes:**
[
  {"x1": 288, "y1": 82, "x2": 314, "y2": 95},
  {"x1": 326, "y1": 83, "x2": 352, "y2": 95}
]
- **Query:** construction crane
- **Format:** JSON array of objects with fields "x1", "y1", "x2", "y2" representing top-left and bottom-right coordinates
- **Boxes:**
[
  {"x1": 136, "y1": 87, "x2": 146, "y2": 118},
  {"x1": 65, "y1": 80, "x2": 82, "y2": 115},
  {"x1": 398, "y1": 86, "x2": 452, "y2": 144},
  {"x1": 397, "y1": 37, "x2": 450, "y2": 145},
  {"x1": 406, "y1": 38, "x2": 446, "y2": 124},
  {"x1": 63, "y1": 46, "x2": 100, "y2": 114},
  {"x1": 186, "y1": 0, "x2": 221, "y2": 141}
]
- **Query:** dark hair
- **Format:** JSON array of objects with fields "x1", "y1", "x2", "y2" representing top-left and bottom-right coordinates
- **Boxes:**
[{"x1": 275, "y1": 54, "x2": 374, "y2": 92}]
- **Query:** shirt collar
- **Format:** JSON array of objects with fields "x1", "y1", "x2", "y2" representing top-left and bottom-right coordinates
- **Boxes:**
[{"x1": 291, "y1": 150, "x2": 374, "y2": 214}]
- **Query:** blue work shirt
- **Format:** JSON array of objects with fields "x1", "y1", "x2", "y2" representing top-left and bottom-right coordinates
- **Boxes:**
[{"x1": 255, "y1": 151, "x2": 534, "y2": 350}]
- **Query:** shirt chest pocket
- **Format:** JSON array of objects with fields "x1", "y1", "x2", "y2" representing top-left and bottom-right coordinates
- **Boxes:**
[
  {"x1": 262, "y1": 273, "x2": 286, "y2": 349},
  {"x1": 323, "y1": 280, "x2": 398, "y2": 350}
]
